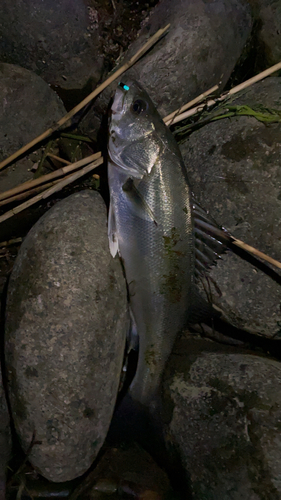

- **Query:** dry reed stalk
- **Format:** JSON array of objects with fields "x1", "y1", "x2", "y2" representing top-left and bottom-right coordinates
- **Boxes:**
[
  {"x1": 164, "y1": 84, "x2": 219, "y2": 126},
  {"x1": 0, "y1": 175, "x2": 74, "y2": 207},
  {"x1": 0, "y1": 152, "x2": 101, "y2": 202},
  {"x1": 170, "y1": 60, "x2": 281, "y2": 125},
  {"x1": 0, "y1": 237, "x2": 22, "y2": 248},
  {"x1": 232, "y1": 238, "x2": 281, "y2": 270},
  {"x1": 0, "y1": 157, "x2": 103, "y2": 224},
  {"x1": 0, "y1": 24, "x2": 170, "y2": 171},
  {"x1": 47, "y1": 153, "x2": 71, "y2": 165}
]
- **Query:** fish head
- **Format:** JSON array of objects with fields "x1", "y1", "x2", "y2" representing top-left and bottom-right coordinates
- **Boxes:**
[{"x1": 108, "y1": 79, "x2": 164, "y2": 179}]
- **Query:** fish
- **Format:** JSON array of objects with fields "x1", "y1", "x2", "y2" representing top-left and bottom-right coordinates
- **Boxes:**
[{"x1": 107, "y1": 79, "x2": 227, "y2": 409}]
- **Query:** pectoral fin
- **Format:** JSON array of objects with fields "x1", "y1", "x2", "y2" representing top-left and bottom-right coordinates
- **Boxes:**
[
  {"x1": 108, "y1": 200, "x2": 119, "y2": 258},
  {"x1": 122, "y1": 178, "x2": 157, "y2": 225}
]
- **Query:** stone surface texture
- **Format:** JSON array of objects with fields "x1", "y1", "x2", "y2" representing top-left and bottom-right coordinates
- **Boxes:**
[
  {"x1": 81, "y1": 0, "x2": 253, "y2": 141},
  {"x1": 0, "y1": 63, "x2": 66, "y2": 194},
  {"x1": 0, "y1": 0, "x2": 103, "y2": 89},
  {"x1": 125, "y1": 0, "x2": 253, "y2": 117},
  {"x1": 163, "y1": 337, "x2": 281, "y2": 499},
  {"x1": 5, "y1": 190, "x2": 129, "y2": 482},
  {"x1": 180, "y1": 77, "x2": 281, "y2": 337}
]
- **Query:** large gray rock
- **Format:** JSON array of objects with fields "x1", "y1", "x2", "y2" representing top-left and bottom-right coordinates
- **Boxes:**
[
  {"x1": 81, "y1": 0, "x2": 253, "y2": 141},
  {"x1": 162, "y1": 336, "x2": 281, "y2": 499},
  {"x1": 0, "y1": 0, "x2": 103, "y2": 89},
  {"x1": 125, "y1": 0, "x2": 253, "y2": 117},
  {"x1": 180, "y1": 77, "x2": 281, "y2": 337},
  {"x1": 5, "y1": 190, "x2": 129, "y2": 482},
  {"x1": 0, "y1": 63, "x2": 66, "y2": 194}
]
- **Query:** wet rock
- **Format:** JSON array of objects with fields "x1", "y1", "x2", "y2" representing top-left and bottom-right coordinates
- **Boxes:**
[
  {"x1": 162, "y1": 336, "x2": 281, "y2": 499},
  {"x1": 5, "y1": 190, "x2": 129, "y2": 482},
  {"x1": 0, "y1": 366, "x2": 11, "y2": 500},
  {"x1": 180, "y1": 77, "x2": 281, "y2": 337},
  {"x1": 250, "y1": 0, "x2": 281, "y2": 67},
  {"x1": 125, "y1": 0, "x2": 253, "y2": 117},
  {"x1": 0, "y1": 63, "x2": 66, "y2": 194},
  {"x1": 0, "y1": 0, "x2": 103, "y2": 90}
]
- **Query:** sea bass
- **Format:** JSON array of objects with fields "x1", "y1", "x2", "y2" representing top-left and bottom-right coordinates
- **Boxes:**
[{"x1": 107, "y1": 79, "x2": 195, "y2": 408}]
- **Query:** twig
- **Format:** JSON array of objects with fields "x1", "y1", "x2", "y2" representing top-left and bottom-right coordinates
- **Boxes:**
[
  {"x1": 232, "y1": 238, "x2": 281, "y2": 270},
  {"x1": 0, "y1": 237, "x2": 22, "y2": 248},
  {"x1": 0, "y1": 158, "x2": 103, "y2": 224},
  {"x1": 171, "y1": 60, "x2": 281, "y2": 125},
  {"x1": 47, "y1": 153, "x2": 71, "y2": 165},
  {"x1": 164, "y1": 84, "x2": 219, "y2": 126},
  {"x1": 0, "y1": 152, "x2": 101, "y2": 202},
  {"x1": 0, "y1": 175, "x2": 74, "y2": 207},
  {"x1": 0, "y1": 24, "x2": 170, "y2": 171}
]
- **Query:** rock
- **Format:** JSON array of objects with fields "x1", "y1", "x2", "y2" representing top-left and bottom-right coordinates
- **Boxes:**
[
  {"x1": 179, "y1": 77, "x2": 281, "y2": 337},
  {"x1": 162, "y1": 336, "x2": 281, "y2": 499},
  {"x1": 0, "y1": 0, "x2": 103, "y2": 90},
  {"x1": 250, "y1": 0, "x2": 281, "y2": 67},
  {"x1": 124, "y1": 0, "x2": 253, "y2": 117},
  {"x1": 5, "y1": 190, "x2": 129, "y2": 482},
  {"x1": 81, "y1": 0, "x2": 253, "y2": 141},
  {"x1": 0, "y1": 63, "x2": 66, "y2": 194},
  {"x1": 0, "y1": 365, "x2": 11, "y2": 500}
]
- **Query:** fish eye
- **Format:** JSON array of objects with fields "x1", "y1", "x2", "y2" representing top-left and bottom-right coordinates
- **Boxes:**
[{"x1": 131, "y1": 99, "x2": 147, "y2": 115}]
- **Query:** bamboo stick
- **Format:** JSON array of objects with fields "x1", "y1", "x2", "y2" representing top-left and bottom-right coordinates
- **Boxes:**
[
  {"x1": 0, "y1": 152, "x2": 101, "y2": 202},
  {"x1": 0, "y1": 24, "x2": 170, "y2": 171},
  {"x1": 0, "y1": 175, "x2": 74, "y2": 207},
  {"x1": 170, "y1": 60, "x2": 281, "y2": 125},
  {"x1": 41, "y1": 157, "x2": 103, "y2": 198},
  {"x1": 47, "y1": 153, "x2": 71, "y2": 165},
  {"x1": 232, "y1": 238, "x2": 281, "y2": 270},
  {"x1": 0, "y1": 237, "x2": 22, "y2": 248},
  {"x1": 0, "y1": 157, "x2": 103, "y2": 224},
  {"x1": 164, "y1": 84, "x2": 219, "y2": 126}
]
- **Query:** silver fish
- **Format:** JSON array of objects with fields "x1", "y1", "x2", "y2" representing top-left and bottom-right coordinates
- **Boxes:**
[{"x1": 107, "y1": 79, "x2": 194, "y2": 409}]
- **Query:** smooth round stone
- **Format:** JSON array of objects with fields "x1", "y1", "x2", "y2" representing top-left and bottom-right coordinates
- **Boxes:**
[
  {"x1": 162, "y1": 337, "x2": 281, "y2": 499},
  {"x1": 0, "y1": 63, "x2": 65, "y2": 194},
  {"x1": 5, "y1": 190, "x2": 129, "y2": 482}
]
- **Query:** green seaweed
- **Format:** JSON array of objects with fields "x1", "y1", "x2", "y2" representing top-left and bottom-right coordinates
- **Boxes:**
[{"x1": 174, "y1": 101, "x2": 281, "y2": 141}]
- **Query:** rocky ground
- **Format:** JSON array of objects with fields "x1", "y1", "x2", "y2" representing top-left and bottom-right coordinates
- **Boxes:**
[{"x1": 0, "y1": 0, "x2": 281, "y2": 499}]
